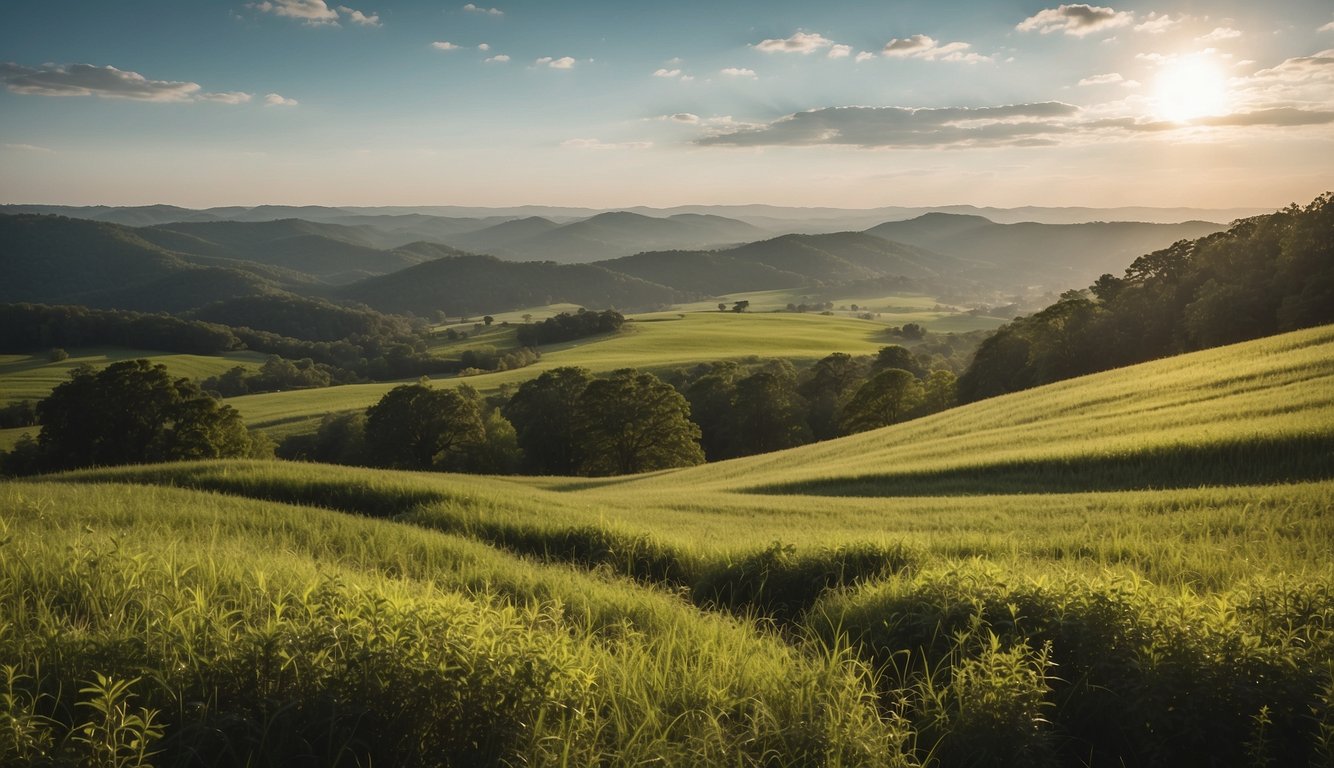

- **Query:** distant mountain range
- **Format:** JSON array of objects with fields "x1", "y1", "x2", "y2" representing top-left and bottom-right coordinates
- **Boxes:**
[{"x1": 0, "y1": 205, "x2": 1232, "y2": 318}]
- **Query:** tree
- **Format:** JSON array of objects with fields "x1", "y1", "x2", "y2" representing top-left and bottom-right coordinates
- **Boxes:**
[
  {"x1": 872, "y1": 345, "x2": 925, "y2": 378},
  {"x1": 718, "y1": 303, "x2": 727, "y2": 312},
  {"x1": 483, "y1": 315, "x2": 494, "y2": 326},
  {"x1": 575, "y1": 369, "x2": 704, "y2": 475},
  {"x1": 33, "y1": 359, "x2": 253, "y2": 472},
  {"x1": 921, "y1": 369, "x2": 958, "y2": 414},
  {"x1": 364, "y1": 384, "x2": 484, "y2": 471},
  {"x1": 729, "y1": 370, "x2": 811, "y2": 455},
  {"x1": 799, "y1": 352, "x2": 870, "y2": 440},
  {"x1": 841, "y1": 368, "x2": 924, "y2": 433},
  {"x1": 731, "y1": 300, "x2": 750, "y2": 313},
  {"x1": 502, "y1": 366, "x2": 593, "y2": 474}
]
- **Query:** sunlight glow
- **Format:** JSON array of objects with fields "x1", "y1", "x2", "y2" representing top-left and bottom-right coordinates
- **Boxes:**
[{"x1": 1153, "y1": 56, "x2": 1229, "y2": 123}]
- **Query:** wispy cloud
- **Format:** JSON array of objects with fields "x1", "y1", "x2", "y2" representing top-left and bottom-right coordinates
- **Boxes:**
[
  {"x1": 1017, "y1": 4, "x2": 1133, "y2": 37},
  {"x1": 1078, "y1": 72, "x2": 1124, "y2": 86},
  {"x1": 653, "y1": 68, "x2": 682, "y2": 78},
  {"x1": 828, "y1": 44, "x2": 852, "y2": 59},
  {"x1": 264, "y1": 92, "x2": 299, "y2": 106},
  {"x1": 754, "y1": 32, "x2": 835, "y2": 55},
  {"x1": 720, "y1": 67, "x2": 757, "y2": 78},
  {"x1": 249, "y1": 0, "x2": 339, "y2": 24},
  {"x1": 1198, "y1": 26, "x2": 1242, "y2": 42},
  {"x1": 484, "y1": 54, "x2": 510, "y2": 63},
  {"x1": 3, "y1": 143, "x2": 54, "y2": 153},
  {"x1": 536, "y1": 56, "x2": 576, "y2": 69},
  {"x1": 855, "y1": 51, "x2": 875, "y2": 63},
  {"x1": 0, "y1": 62, "x2": 260, "y2": 104},
  {"x1": 882, "y1": 35, "x2": 990, "y2": 63},
  {"x1": 337, "y1": 6, "x2": 379, "y2": 26},
  {"x1": 462, "y1": 3, "x2": 503, "y2": 16},
  {"x1": 561, "y1": 138, "x2": 653, "y2": 150},
  {"x1": 1321, "y1": 19, "x2": 1334, "y2": 33},
  {"x1": 432, "y1": 41, "x2": 462, "y2": 51},
  {"x1": 1134, "y1": 12, "x2": 1183, "y2": 34}
]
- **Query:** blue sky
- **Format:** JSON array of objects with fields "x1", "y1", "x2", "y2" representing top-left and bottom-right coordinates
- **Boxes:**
[{"x1": 2, "y1": 0, "x2": 1332, "y2": 208}]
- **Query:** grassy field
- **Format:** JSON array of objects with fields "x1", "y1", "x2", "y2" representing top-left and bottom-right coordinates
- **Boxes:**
[
  {"x1": 0, "y1": 348, "x2": 267, "y2": 406},
  {"x1": 2, "y1": 325, "x2": 1331, "y2": 765},
  {"x1": 673, "y1": 289, "x2": 1011, "y2": 331}
]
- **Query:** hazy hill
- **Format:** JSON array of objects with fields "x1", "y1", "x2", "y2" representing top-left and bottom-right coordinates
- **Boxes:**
[
  {"x1": 339, "y1": 252, "x2": 677, "y2": 316},
  {"x1": 867, "y1": 214, "x2": 1225, "y2": 289},
  {"x1": 464, "y1": 210, "x2": 768, "y2": 263},
  {"x1": 446, "y1": 216, "x2": 562, "y2": 254},
  {"x1": 599, "y1": 232, "x2": 969, "y2": 294},
  {"x1": 321, "y1": 213, "x2": 505, "y2": 249}
]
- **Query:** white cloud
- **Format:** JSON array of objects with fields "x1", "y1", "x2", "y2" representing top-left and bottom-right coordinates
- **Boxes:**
[
  {"x1": 432, "y1": 41, "x2": 461, "y2": 51},
  {"x1": 1079, "y1": 72, "x2": 1124, "y2": 85},
  {"x1": 199, "y1": 91, "x2": 254, "y2": 104},
  {"x1": 721, "y1": 67, "x2": 757, "y2": 78},
  {"x1": 264, "y1": 92, "x2": 299, "y2": 106},
  {"x1": 1017, "y1": 4, "x2": 1134, "y2": 37},
  {"x1": 668, "y1": 113, "x2": 700, "y2": 123},
  {"x1": 654, "y1": 68, "x2": 682, "y2": 78},
  {"x1": 337, "y1": 6, "x2": 379, "y2": 26},
  {"x1": 855, "y1": 51, "x2": 875, "y2": 63},
  {"x1": 462, "y1": 3, "x2": 503, "y2": 16},
  {"x1": 1198, "y1": 26, "x2": 1242, "y2": 42},
  {"x1": 561, "y1": 138, "x2": 653, "y2": 150},
  {"x1": 754, "y1": 31, "x2": 835, "y2": 54},
  {"x1": 249, "y1": 0, "x2": 339, "y2": 24},
  {"x1": 828, "y1": 44, "x2": 852, "y2": 59},
  {"x1": 485, "y1": 54, "x2": 510, "y2": 63},
  {"x1": 1321, "y1": 19, "x2": 1334, "y2": 33},
  {"x1": 3, "y1": 143, "x2": 54, "y2": 153},
  {"x1": 0, "y1": 62, "x2": 202, "y2": 101},
  {"x1": 478, "y1": 43, "x2": 490, "y2": 51},
  {"x1": 1134, "y1": 12, "x2": 1183, "y2": 34},
  {"x1": 882, "y1": 35, "x2": 989, "y2": 62},
  {"x1": 535, "y1": 56, "x2": 575, "y2": 69}
]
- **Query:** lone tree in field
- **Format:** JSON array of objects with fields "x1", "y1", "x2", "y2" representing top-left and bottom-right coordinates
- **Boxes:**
[
  {"x1": 502, "y1": 366, "x2": 593, "y2": 474},
  {"x1": 841, "y1": 368, "x2": 924, "y2": 433},
  {"x1": 35, "y1": 359, "x2": 253, "y2": 471},
  {"x1": 365, "y1": 383, "x2": 484, "y2": 471},
  {"x1": 575, "y1": 369, "x2": 704, "y2": 475}
]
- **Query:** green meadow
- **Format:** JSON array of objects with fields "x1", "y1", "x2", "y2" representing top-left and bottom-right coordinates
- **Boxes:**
[{"x1": 2, "y1": 324, "x2": 1331, "y2": 766}]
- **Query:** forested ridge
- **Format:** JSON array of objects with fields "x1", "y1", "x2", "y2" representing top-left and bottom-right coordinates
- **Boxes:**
[{"x1": 959, "y1": 192, "x2": 1333, "y2": 402}]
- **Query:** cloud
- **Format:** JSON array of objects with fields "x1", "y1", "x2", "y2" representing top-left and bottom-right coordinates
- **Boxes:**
[
  {"x1": 3, "y1": 143, "x2": 54, "y2": 153},
  {"x1": 536, "y1": 56, "x2": 576, "y2": 69},
  {"x1": 1134, "y1": 12, "x2": 1183, "y2": 34},
  {"x1": 1, "y1": 62, "x2": 203, "y2": 101},
  {"x1": 1229, "y1": 49, "x2": 1334, "y2": 110},
  {"x1": 855, "y1": 51, "x2": 875, "y2": 63},
  {"x1": 721, "y1": 67, "x2": 757, "y2": 78},
  {"x1": 828, "y1": 44, "x2": 852, "y2": 59},
  {"x1": 754, "y1": 31, "x2": 835, "y2": 54},
  {"x1": 199, "y1": 91, "x2": 254, "y2": 104},
  {"x1": 1321, "y1": 19, "x2": 1334, "y2": 33},
  {"x1": 432, "y1": 41, "x2": 462, "y2": 51},
  {"x1": 1079, "y1": 72, "x2": 1124, "y2": 85},
  {"x1": 478, "y1": 43, "x2": 490, "y2": 51},
  {"x1": 337, "y1": 6, "x2": 379, "y2": 26},
  {"x1": 668, "y1": 113, "x2": 700, "y2": 123},
  {"x1": 654, "y1": 68, "x2": 682, "y2": 78},
  {"x1": 1198, "y1": 26, "x2": 1242, "y2": 42},
  {"x1": 248, "y1": 0, "x2": 339, "y2": 24},
  {"x1": 1194, "y1": 107, "x2": 1334, "y2": 127},
  {"x1": 696, "y1": 102, "x2": 1082, "y2": 148},
  {"x1": 561, "y1": 138, "x2": 653, "y2": 150},
  {"x1": 881, "y1": 35, "x2": 989, "y2": 63},
  {"x1": 264, "y1": 92, "x2": 299, "y2": 106},
  {"x1": 484, "y1": 54, "x2": 510, "y2": 63},
  {"x1": 1016, "y1": 4, "x2": 1133, "y2": 37},
  {"x1": 462, "y1": 3, "x2": 503, "y2": 16}
]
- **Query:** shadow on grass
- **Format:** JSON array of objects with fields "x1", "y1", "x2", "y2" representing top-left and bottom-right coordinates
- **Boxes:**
[{"x1": 748, "y1": 434, "x2": 1334, "y2": 497}]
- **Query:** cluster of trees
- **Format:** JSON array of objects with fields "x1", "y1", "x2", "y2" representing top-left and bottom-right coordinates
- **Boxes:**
[
  {"x1": 458, "y1": 346, "x2": 540, "y2": 375},
  {"x1": 283, "y1": 368, "x2": 703, "y2": 476},
  {"x1": 202, "y1": 356, "x2": 338, "y2": 397},
  {"x1": 1, "y1": 360, "x2": 265, "y2": 476},
  {"x1": 514, "y1": 309, "x2": 625, "y2": 346},
  {"x1": 959, "y1": 192, "x2": 1334, "y2": 402}
]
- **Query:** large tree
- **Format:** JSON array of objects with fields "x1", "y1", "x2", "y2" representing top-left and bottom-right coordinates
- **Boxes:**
[
  {"x1": 841, "y1": 368, "x2": 924, "y2": 433},
  {"x1": 364, "y1": 383, "x2": 484, "y2": 471},
  {"x1": 502, "y1": 366, "x2": 593, "y2": 474},
  {"x1": 575, "y1": 369, "x2": 704, "y2": 475},
  {"x1": 34, "y1": 359, "x2": 253, "y2": 471}
]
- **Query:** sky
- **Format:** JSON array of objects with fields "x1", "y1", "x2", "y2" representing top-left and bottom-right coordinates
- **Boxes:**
[{"x1": 1, "y1": 0, "x2": 1332, "y2": 210}]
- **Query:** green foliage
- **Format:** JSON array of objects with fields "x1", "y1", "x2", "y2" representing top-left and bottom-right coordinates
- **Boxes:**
[
  {"x1": 502, "y1": 366, "x2": 593, "y2": 474},
  {"x1": 842, "y1": 369, "x2": 925, "y2": 433},
  {"x1": 21, "y1": 360, "x2": 253, "y2": 473},
  {"x1": 575, "y1": 369, "x2": 704, "y2": 475},
  {"x1": 960, "y1": 191, "x2": 1334, "y2": 402},
  {"x1": 364, "y1": 383, "x2": 484, "y2": 471},
  {"x1": 514, "y1": 308, "x2": 624, "y2": 347}
]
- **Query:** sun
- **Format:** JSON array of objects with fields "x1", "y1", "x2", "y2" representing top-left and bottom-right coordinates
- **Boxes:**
[{"x1": 1153, "y1": 56, "x2": 1229, "y2": 122}]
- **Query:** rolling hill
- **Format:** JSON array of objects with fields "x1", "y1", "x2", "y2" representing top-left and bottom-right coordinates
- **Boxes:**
[
  {"x1": 3, "y1": 324, "x2": 1329, "y2": 766},
  {"x1": 867, "y1": 213, "x2": 1225, "y2": 289}
]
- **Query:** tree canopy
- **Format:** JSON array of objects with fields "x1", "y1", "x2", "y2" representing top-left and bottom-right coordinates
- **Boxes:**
[
  {"x1": 364, "y1": 383, "x2": 484, "y2": 471},
  {"x1": 31, "y1": 359, "x2": 254, "y2": 472},
  {"x1": 574, "y1": 369, "x2": 704, "y2": 475}
]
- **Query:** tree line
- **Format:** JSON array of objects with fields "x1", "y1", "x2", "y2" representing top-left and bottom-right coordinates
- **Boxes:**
[{"x1": 958, "y1": 192, "x2": 1334, "y2": 402}]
